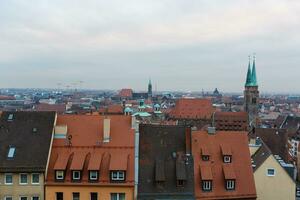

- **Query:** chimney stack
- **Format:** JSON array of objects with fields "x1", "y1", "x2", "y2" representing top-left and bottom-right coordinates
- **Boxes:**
[{"x1": 103, "y1": 118, "x2": 111, "y2": 143}]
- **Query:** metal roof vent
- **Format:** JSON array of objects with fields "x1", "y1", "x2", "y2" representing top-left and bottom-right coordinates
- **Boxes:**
[{"x1": 207, "y1": 127, "x2": 216, "y2": 135}]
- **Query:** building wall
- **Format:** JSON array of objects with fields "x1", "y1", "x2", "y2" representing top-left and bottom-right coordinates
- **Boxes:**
[
  {"x1": 254, "y1": 156, "x2": 295, "y2": 200},
  {"x1": 0, "y1": 173, "x2": 45, "y2": 200},
  {"x1": 45, "y1": 185, "x2": 134, "y2": 200}
]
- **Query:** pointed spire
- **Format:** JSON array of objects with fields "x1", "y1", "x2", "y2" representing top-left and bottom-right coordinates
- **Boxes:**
[
  {"x1": 148, "y1": 78, "x2": 152, "y2": 86},
  {"x1": 251, "y1": 54, "x2": 258, "y2": 86},
  {"x1": 245, "y1": 55, "x2": 252, "y2": 87}
]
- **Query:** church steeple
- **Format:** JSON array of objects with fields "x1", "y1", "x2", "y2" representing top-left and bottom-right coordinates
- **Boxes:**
[
  {"x1": 245, "y1": 56, "x2": 252, "y2": 87},
  {"x1": 148, "y1": 78, "x2": 152, "y2": 99},
  {"x1": 251, "y1": 55, "x2": 258, "y2": 86}
]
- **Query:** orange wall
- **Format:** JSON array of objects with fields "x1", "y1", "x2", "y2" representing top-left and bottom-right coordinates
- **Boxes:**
[{"x1": 46, "y1": 185, "x2": 134, "y2": 200}]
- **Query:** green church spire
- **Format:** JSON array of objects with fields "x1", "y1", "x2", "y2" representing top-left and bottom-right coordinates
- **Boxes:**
[
  {"x1": 245, "y1": 56, "x2": 252, "y2": 87},
  {"x1": 251, "y1": 55, "x2": 258, "y2": 86}
]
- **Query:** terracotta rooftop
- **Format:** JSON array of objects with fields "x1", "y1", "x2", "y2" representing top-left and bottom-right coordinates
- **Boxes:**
[
  {"x1": 46, "y1": 114, "x2": 135, "y2": 186},
  {"x1": 118, "y1": 88, "x2": 133, "y2": 98},
  {"x1": 169, "y1": 98, "x2": 214, "y2": 119},
  {"x1": 34, "y1": 103, "x2": 66, "y2": 113},
  {"x1": 214, "y1": 112, "x2": 248, "y2": 131},
  {"x1": 192, "y1": 131, "x2": 256, "y2": 199},
  {"x1": 99, "y1": 104, "x2": 124, "y2": 114}
]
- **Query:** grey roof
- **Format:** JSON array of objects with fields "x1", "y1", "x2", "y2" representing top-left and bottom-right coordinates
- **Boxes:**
[
  {"x1": 251, "y1": 142, "x2": 272, "y2": 172},
  {"x1": 0, "y1": 111, "x2": 56, "y2": 172},
  {"x1": 138, "y1": 124, "x2": 194, "y2": 200}
]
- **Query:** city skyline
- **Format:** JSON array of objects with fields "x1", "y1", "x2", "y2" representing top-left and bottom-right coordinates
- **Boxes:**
[{"x1": 1, "y1": 0, "x2": 300, "y2": 93}]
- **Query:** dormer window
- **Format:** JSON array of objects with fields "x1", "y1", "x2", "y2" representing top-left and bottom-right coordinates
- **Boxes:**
[
  {"x1": 55, "y1": 170, "x2": 64, "y2": 181},
  {"x1": 111, "y1": 171, "x2": 125, "y2": 181},
  {"x1": 223, "y1": 155, "x2": 232, "y2": 163},
  {"x1": 89, "y1": 171, "x2": 98, "y2": 181},
  {"x1": 202, "y1": 180, "x2": 212, "y2": 191},
  {"x1": 225, "y1": 179, "x2": 235, "y2": 190},
  {"x1": 72, "y1": 171, "x2": 81, "y2": 181},
  {"x1": 202, "y1": 155, "x2": 209, "y2": 161}
]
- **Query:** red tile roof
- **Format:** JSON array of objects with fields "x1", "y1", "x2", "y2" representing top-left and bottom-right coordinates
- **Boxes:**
[
  {"x1": 46, "y1": 115, "x2": 134, "y2": 186},
  {"x1": 0, "y1": 95, "x2": 15, "y2": 100},
  {"x1": 118, "y1": 89, "x2": 133, "y2": 98},
  {"x1": 200, "y1": 164, "x2": 213, "y2": 180},
  {"x1": 99, "y1": 104, "x2": 124, "y2": 114},
  {"x1": 214, "y1": 112, "x2": 248, "y2": 131},
  {"x1": 35, "y1": 103, "x2": 66, "y2": 113},
  {"x1": 192, "y1": 131, "x2": 256, "y2": 199},
  {"x1": 169, "y1": 98, "x2": 214, "y2": 119}
]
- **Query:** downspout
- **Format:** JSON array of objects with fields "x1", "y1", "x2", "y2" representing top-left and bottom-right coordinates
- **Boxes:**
[{"x1": 132, "y1": 115, "x2": 140, "y2": 200}]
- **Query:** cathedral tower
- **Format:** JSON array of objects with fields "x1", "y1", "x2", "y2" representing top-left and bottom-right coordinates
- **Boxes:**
[
  {"x1": 148, "y1": 79, "x2": 152, "y2": 99},
  {"x1": 244, "y1": 55, "x2": 259, "y2": 127}
]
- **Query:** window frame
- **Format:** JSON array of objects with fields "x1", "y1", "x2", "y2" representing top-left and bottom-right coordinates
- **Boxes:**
[
  {"x1": 4, "y1": 196, "x2": 13, "y2": 200},
  {"x1": 32, "y1": 196, "x2": 40, "y2": 200},
  {"x1": 19, "y1": 173, "x2": 28, "y2": 185},
  {"x1": 56, "y1": 192, "x2": 63, "y2": 200},
  {"x1": 72, "y1": 192, "x2": 80, "y2": 200},
  {"x1": 5, "y1": 173, "x2": 13, "y2": 185},
  {"x1": 19, "y1": 197, "x2": 28, "y2": 200},
  {"x1": 31, "y1": 173, "x2": 40, "y2": 185},
  {"x1": 72, "y1": 171, "x2": 81, "y2": 181},
  {"x1": 267, "y1": 168, "x2": 275, "y2": 176},
  {"x1": 89, "y1": 171, "x2": 98, "y2": 181},
  {"x1": 223, "y1": 155, "x2": 232, "y2": 163},
  {"x1": 111, "y1": 171, "x2": 126, "y2": 181},
  {"x1": 90, "y1": 192, "x2": 98, "y2": 200},
  {"x1": 202, "y1": 180, "x2": 212, "y2": 192},
  {"x1": 225, "y1": 179, "x2": 235, "y2": 190},
  {"x1": 55, "y1": 170, "x2": 64, "y2": 181},
  {"x1": 202, "y1": 155, "x2": 209, "y2": 161},
  {"x1": 110, "y1": 193, "x2": 125, "y2": 200}
]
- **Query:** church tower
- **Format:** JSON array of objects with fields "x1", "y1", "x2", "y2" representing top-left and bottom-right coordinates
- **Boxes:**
[
  {"x1": 148, "y1": 79, "x2": 152, "y2": 99},
  {"x1": 244, "y1": 55, "x2": 259, "y2": 127}
]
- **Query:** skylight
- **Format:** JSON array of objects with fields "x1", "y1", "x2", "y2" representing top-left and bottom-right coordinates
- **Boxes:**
[
  {"x1": 7, "y1": 114, "x2": 13, "y2": 121},
  {"x1": 7, "y1": 147, "x2": 16, "y2": 158}
]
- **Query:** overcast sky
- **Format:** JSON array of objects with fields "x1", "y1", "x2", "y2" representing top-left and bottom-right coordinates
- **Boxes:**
[{"x1": 0, "y1": 0, "x2": 300, "y2": 93}]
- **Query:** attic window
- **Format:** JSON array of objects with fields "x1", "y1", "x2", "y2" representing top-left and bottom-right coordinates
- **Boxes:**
[
  {"x1": 7, "y1": 147, "x2": 16, "y2": 158},
  {"x1": 226, "y1": 180, "x2": 235, "y2": 190},
  {"x1": 7, "y1": 114, "x2": 13, "y2": 121},
  {"x1": 202, "y1": 155, "x2": 210, "y2": 161},
  {"x1": 223, "y1": 156, "x2": 232, "y2": 163}
]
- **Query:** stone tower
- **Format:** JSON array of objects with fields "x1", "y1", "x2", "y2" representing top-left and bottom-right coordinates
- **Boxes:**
[{"x1": 244, "y1": 56, "x2": 259, "y2": 127}]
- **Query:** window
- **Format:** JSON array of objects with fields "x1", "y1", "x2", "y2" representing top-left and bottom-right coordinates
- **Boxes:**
[
  {"x1": 32, "y1": 128, "x2": 38, "y2": 133},
  {"x1": 110, "y1": 193, "x2": 125, "y2": 200},
  {"x1": 5, "y1": 173, "x2": 13, "y2": 184},
  {"x1": 202, "y1": 155, "x2": 209, "y2": 161},
  {"x1": 72, "y1": 171, "x2": 81, "y2": 181},
  {"x1": 4, "y1": 197, "x2": 12, "y2": 200},
  {"x1": 202, "y1": 180, "x2": 212, "y2": 191},
  {"x1": 20, "y1": 173, "x2": 28, "y2": 184},
  {"x1": 223, "y1": 156, "x2": 231, "y2": 163},
  {"x1": 89, "y1": 171, "x2": 98, "y2": 181},
  {"x1": 7, "y1": 114, "x2": 13, "y2": 121},
  {"x1": 55, "y1": 171, "x2": 64, "y2": 180},
  {"x1": 32, "y1": 197, "x2": 39, "y2": 200},
  {"x1": 20, "y1": 197, "x2": 28, "y2": 200},
  {"x1": 56, "y1": 192, "x2": 63, "y2": 200},
  {"x1": 177, "y1": 180, "x2": 185, "y2": 187},
  {"x1": 32, "y1": 173, "x2": 40, "y2": 184},
  {"x1": 226, "y1": 180, "x2": 235, "y2": 190},
  {"x1": 267, "y1": 168, "x2": 275, "y2": 176},
  {"x1": 7, "y1": 147, "x2": 16, "y2": 158},
  {"x1": 73, "y1": 192, "x2": 80, "y2": 200},
  {"x1": 90, "y1": 193, "x2": 98, "y2": 200},
  {"x1": 111, "y1": 171, "x2": 125, "y2": 181}
]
